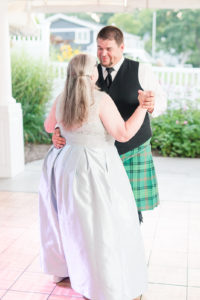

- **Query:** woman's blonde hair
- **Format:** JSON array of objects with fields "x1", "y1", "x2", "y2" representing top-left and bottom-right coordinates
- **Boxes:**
[{"x1": 58, "y1": 53, "x2": 97, "y2": 129}]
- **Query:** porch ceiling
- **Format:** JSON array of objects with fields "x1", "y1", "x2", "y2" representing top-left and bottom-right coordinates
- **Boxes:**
[{"x1": 8, "y1": 0, "x2": 200, "y2": 13}]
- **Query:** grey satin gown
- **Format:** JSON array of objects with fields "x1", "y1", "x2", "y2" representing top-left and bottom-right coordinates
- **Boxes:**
[{"x1": 39, "y1": 89, "x2": 147, "y2": 300}]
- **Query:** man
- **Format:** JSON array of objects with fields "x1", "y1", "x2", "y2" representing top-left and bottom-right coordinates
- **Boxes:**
[{"x1": 52, "y1": 26, "x2": 167, "y2": 223}]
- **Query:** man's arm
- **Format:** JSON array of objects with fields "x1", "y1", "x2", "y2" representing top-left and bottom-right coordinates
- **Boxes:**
[
  {"x1": 138, "y1": 63, "x2": 167, "y2": 117},
  {"x1": 52, "y1": 127, "x2": 66, "y2": 148}
]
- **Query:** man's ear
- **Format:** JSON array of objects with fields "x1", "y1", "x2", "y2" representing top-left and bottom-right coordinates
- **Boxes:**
[{"x1": 120, "y1": 43, "x2": 124, "y2": 52}]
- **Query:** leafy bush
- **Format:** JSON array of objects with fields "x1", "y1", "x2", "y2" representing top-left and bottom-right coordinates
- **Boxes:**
[
  {"x1": 11, "y1": 51, "x2": 54, "y2": 144},
  {"x1": 151, "y1": 101, "x2": 200, "y2": 157}
]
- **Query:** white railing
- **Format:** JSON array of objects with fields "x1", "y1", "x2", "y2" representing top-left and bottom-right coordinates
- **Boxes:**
[
  {"x1": 153, "y1": 66, "x2": 200, "y2": 87},
  {"x1": 11, "y1": 35, "x2": 41, "y2": 43},
  {"x1": 10, "y1": 33, "x2": 49, "y2": 58},
  {"x1": 49, "y1": 62, "x2": 68, "y2": 79},
  {"x1": 48, "y1": 62, "x2": 68, "y2": 102},
  {"x1": 49, "y1": 62, "x2": 200, "y2": 101},
  {"x1": 153, "y1": 66, "x2": 200, "y2": 101}
]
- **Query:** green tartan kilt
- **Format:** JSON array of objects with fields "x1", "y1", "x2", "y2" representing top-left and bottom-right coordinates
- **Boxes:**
[{"x1": 120, "y1": 139, "x2": 159, "y2": 211}]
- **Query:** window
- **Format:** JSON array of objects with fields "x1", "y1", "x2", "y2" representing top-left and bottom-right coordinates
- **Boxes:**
[{"x1": 75, "y1": 30, "x2": 90, "y2": 44}]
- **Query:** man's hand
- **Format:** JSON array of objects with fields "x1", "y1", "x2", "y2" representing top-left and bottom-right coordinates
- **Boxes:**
[
  {"x1": 138, "y1": 90, "x2": 155, "y2": 113},
  {"x1": 52, "y1": 128, "x2": 66, "y2": 149}
]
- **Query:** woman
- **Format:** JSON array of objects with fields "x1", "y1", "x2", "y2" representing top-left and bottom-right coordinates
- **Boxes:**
[{"x1": 39, "y1": 53, "x2": 147, "y2": 300}]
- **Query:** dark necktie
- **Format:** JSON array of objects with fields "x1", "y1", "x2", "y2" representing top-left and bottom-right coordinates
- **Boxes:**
[{"x1": 105, "y1": 67, "x2": 114, "y2": 89}]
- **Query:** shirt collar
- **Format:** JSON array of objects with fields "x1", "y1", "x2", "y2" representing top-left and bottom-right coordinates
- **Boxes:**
[{"x1": 101, "y1": 56, "x2": 124, "y2": 73}]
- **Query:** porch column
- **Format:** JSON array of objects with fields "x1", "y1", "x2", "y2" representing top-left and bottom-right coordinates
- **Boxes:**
[{"x1": 0, "y1": 2, "x2": 24, "y2": 177}]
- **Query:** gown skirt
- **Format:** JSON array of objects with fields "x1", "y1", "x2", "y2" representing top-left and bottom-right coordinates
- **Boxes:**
[{"x1": 39, "y1": 142, "x2": 147, "y2": 300}]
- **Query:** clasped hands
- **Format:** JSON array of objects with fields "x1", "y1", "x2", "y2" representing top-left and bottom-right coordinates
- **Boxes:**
[{"x1": 138, "y1": 89, "x2": 155, "y2": 113}]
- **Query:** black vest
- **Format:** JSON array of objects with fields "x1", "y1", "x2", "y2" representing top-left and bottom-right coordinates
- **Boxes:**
[{"x1": 97, "y1": 58, "x2": 152, "y2": 155}]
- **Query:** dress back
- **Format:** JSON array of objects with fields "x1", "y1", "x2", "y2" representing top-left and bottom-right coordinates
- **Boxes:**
[{"x1": 57, "y1": 89, "x2": 114, "y2": 148}]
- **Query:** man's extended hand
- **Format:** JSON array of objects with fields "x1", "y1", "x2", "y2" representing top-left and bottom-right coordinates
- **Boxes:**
[
  {"x1": 52, "y1": 128, "x2": 66, "y2": 149},
  {"x1": 138, "y1": 90, "x2": 155, "y2": 113}
]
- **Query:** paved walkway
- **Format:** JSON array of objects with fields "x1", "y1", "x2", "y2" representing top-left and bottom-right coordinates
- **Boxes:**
[{"x1": 0, "y1": 156, "x2": 200, "y2": 300}]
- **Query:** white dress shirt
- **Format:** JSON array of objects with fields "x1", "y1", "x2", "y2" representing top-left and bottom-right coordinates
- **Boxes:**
[
  {"x1": 101, "y1": 56, "x2": 167, "y2": 117},
  {"x1": 102, "y1": 56, "x2": 125, "y2": 82}
]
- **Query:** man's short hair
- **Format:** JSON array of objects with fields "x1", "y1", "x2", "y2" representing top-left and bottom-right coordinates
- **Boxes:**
[{"x1": 97, "y1": 26, "x2": 124, "y2": 46}]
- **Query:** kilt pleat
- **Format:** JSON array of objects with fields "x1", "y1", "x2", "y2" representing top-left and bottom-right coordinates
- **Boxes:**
[{"x1": 120, "y1": 139, "x2": 159, "y2": 211}]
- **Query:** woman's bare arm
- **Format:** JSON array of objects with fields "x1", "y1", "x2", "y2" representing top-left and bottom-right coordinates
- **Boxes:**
[
  {"x1": 44, "y1": 94, "x2": 66, "y2": 148},
  {"x1": 44, "y1": 97, "x2": 59, "y2": 133},
  {"x1": 99, "y1": 94, "x2": 147, "y2": 143}
]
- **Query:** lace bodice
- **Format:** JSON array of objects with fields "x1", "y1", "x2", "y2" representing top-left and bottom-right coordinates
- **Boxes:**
[{"x1": 57, "y1": 90, "x2": 114, "y2": 148}]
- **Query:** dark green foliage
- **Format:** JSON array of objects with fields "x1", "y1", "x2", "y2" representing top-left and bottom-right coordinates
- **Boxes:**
[
  {"x1": 151, "y1": 102, "x2": 200, "y2": 157},
  {"x1": 155, "y1": 10, "x2": 200, "y2": 67},
  {"x1": 11, "y1": 51, "x2": 54, "y2": 144}
]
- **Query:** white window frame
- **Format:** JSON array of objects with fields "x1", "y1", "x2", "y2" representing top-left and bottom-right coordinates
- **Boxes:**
[{"x1": 75, "y1": 29, "x2": 90, "y2": 44}]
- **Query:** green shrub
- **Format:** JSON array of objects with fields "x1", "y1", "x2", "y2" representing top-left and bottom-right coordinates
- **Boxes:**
[
  {"x1": 11, "y1": 50, "x2": 54, "y2": 144},
  {"x1": 151, "y1": 101, "x2": 200, "y2": 157}
]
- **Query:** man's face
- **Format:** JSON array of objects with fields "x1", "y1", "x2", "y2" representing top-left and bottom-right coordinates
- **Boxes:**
[{"x1": 97, "y1": 38, "x2": 124, "y2": 67}]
